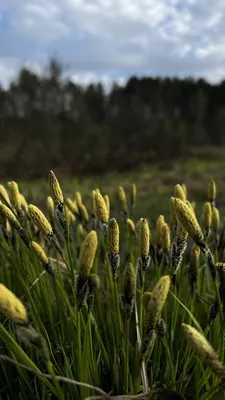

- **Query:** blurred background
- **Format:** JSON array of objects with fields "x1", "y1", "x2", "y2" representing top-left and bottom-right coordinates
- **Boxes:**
[{"x1": 1, "y1": 0, "x2": 225, "y2": 215}]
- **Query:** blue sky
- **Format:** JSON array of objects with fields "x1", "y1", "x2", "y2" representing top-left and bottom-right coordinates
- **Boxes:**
[{"x1": 1, "y1": 0, "x2": 225, "y2": 89}]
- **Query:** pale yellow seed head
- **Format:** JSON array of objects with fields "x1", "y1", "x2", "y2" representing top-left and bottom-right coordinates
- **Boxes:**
[
  {"x1": 20, "y1": 193, "x2": 28, "y2": 213},
  {"x1": 77, "y1": 223, "x2": 85, "y2": 239},
  {"x1": 139, "y1": 218, "x2": 150, "y2": 258},
  {"x1": 170, "y1": 196, "x2": 177, "y2": 226},
  {"x1": 47, "y1": 196, "x2": 55, "y2": 219},
  {"x1": 161, "y1": 223, "x2": 171, "y2": 251},
  {"x1": 174, "y1": 184, "x2": 186, "y2": 202},
  {"x1": 32, "y1": 241, "x2": 49, "y2": 265},
  {"x1": 0, "y1": 283, "x2": 28, "y2": 324},
  {"x1": 29, "y1": 205, "x2": 53, "y2": 235},
  {"x1": 156, "y1": 215, "x2": 165, "y2": 246},
  {"x1": 191, "y1": 202, "x2": 196, "y2": 211},
  {"x1": 66, "y1": 198, "x2": 78, "y2": 215},
  {"x1": 182, "y1": 323, "x2": 225, "y2": 379},
  {"x1": 65, "y1": 206, "x2": 76, "y2": 224},
  {"x1": 212, "y1": 207, "x2": 220, "y2": 231},
  {"x1": 91, "y1": 190, "x2": 97, "y2": 216},
  {"x1": 131, "y1": 183, "x2": 136, "y2": 207},
  {"x1": 107, "y1": 218, "x2": 119, "y2": 255},
  {"x1": 49, "y1": 170, "x2": 63, "y2": 208},
  {"x1": 176, "y1": 221, "x2": 189, "y2": 242},
  {"x1": 0, "y1": 185, "x2": 11, "y2": 205},
  {"x1": 118, "y1": 186, "x2": 127, "y2": 214},
  {"x1": 8, "y1": 181, "x2": 21, "y2": 212},
  {"x1": 127, "y1": 218, "x2": 136, "y2": 234},
  {"x1": 79, "y1": 230, "x2": 98, "y2": 279},
  {"x1": 203, "y1": 202, "x2": 212, "y2": 229},
  {"x1": 208, "y1": 180, "x2": 216, "y2": 202},
  {"x1": 182, "y1": 184, "x2": 187, "y2": 199},
  {"x1": 75, "y1": 192, "x2": 82, "y2": 207},
  {"x1": 192, "y1": 243, "x2": 201, "y2": 257},
  {"x1": 0, "y1": 202, "x2": 22, "y2": 231},
  {"x1": 173, "y1": 198, "x2": 205, "y2": 249},
  {"x1": 79, "y1": 204, "x2": 89, "y2": 224},
  {"x1": 95, "y1": 192, "x2": 109, "y2": 224},
  {"x1": 145, "y1": 276, "x2": 170, "y2": 330},
  {"x1": 104, "y1": 194, "x2": 110, "y2": 215}
]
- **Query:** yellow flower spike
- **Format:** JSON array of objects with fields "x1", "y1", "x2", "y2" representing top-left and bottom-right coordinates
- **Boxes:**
[
  {"x1": 144, "y1": 275, "x2": 170, "y2": 331},
  {"x1": 203, "y1": 202, "x2": 212, "y2": 229},
  {"x1": 123, "y1": 262, "x2": 135, "y2": 300},
  {"x1": 191, "y1": 202, "x2": 196, "y2": 211},
  {"x1": 49, "y1": 170, "x2": 64, "y2": 210},
  {"x1": 156, "y1": 215, "x2": 165, "y2": 246},
  {"x1": 66, "y1": 198, "x2": 78, "y2": 215},
  {"x1": 118, "y1": 186, "x2": 128, "y2": 214},
  {"x1": 173, "y1": 198, "x2": 206, "y2": 250},
  {"x1": 91, "y1": 190, "x2": 97, "y2": 217},
  {"x1": 161, "y1": 223, "x2": 171, "y2": 252},
  {"x1": 131, "y1": 183, "x2": 136, "y2": 207},
  {"x1": 75, "y1": 192, "x2": 82, "y2": 207},
  {"x1": 107, "y1": 218, "x2": 119, "y2": 255},
  {"x1": 104, "y1": 194, "x2": 110, "y2": 215},
  {"x1": 28, "y1": 205, "x2": 53, "y2": 235},
  {"x1": 95, "y1": 191, "x2": 109, "y2": 224},
  {"x1": 139, "y1": 218, "x2": 150, "y2": 258},
  {"x1": 8, "y1": 181, "x2": 22, "y2": 212},
  {"x1": 31, "y1": 241, "x2": 49, "y2": 265},
  {"x1": 78, "y1": 230, "x2": 98, "y2": 279},
  {"x1": 0, "y1": 202, "x2": 22, "y2": 232},
  {"x1": 65, "y1": 206, "x2": 76, "y2": 224},
  {"x1": 0, "y1": 184, "x2": 11, "y2": 205},
  {"x1": 79, "y1": 204, "x2": 89, "y2": 224},
  {"x1": 20, "y1": 193, "x2": 29, "y2": 214},
  {"x1": 77, "y1": 223, "x2": 85, "y2": 239},
  {"x1": 170, "y1": 196, "x2": 177, "y2": 227},
  {"x1": 174, "y1": 184, "x2": 186, "y2": 202},
  {"x1": 212, "y1": 207, "x2": 220, "y2": 231},
  {"x1": 0, "y1": 283, "x2": 28, "y2": 324},
  {"x1": 208, "y1": 179, "x2": 216, "y2": 203},
  {"x1": 127, "y1": 218, "x2": 136, "y2": 234},
  {"x1": 182, "y1": 324, "x2": 225, "y2": 380},
  {"x1": 142, "y1": 292, "x2": 152, "y2": 310},
  {"x1": 182, "y1": 184, "x2": 187, "y2": 199},
  {"x1": 47, "y1": 196, "x2": 55, "y2": 219}
]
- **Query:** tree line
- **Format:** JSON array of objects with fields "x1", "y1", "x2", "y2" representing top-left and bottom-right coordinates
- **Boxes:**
[{"x1": 0, "y1": 59, "x2": 225, "y2": 179}]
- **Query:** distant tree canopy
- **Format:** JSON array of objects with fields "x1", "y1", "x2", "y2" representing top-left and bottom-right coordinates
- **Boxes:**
[{"x1": 0, "y1": 59, "x2": 225, "y2": 179}]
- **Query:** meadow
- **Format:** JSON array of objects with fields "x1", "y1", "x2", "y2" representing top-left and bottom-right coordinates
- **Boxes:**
[{"x1": 1, "y1": 155, "x2": 225, "y2": 399}]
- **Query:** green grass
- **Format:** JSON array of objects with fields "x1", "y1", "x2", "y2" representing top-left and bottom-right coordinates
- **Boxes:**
[{"x1": 0, "y1": 157, "x2": 225, "y2": 399}]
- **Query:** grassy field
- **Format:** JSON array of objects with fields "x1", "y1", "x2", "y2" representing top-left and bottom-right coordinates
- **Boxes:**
[{"x1": 1, "y1": 154, "x2": 225, "y2": 399}]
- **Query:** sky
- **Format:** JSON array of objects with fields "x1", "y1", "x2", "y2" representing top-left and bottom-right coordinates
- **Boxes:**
[{"x1": 1, "y1": 0, "x2": 225, "y2": 89}]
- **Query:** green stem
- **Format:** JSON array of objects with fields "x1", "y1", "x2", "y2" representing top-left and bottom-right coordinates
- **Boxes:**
[{"x1": 124, "y1": 318, "x2": 130, "y2": 394}]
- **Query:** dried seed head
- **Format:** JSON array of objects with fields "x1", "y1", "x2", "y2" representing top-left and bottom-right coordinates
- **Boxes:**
[
  {"x1": 28, "y1": 205, "x2": 53, "y2": 235},
  {"x1": 131, "y1": 183, "x2": 136, "y2": 207},
  {"x1": 173, "y1": 198, "x2": 205, "y2": 250},
  {"x1": 161, "y1": 223, "x2": 171, "y2": 252},
  {"x1": 66, "y1": 198, "x2": 78, "y2": 215},
  {"x1": 104, "y1": 194, "x2": 110, "y2": 215},
  {"x1": 127, "y1": 218, "x2": 136, "y2": 234},
  {"x1": 174, "y1": 184, "x2": 186, "y2": 202},
  {"x1": 142, "y1": 292, "x2": 152, "y2": 310},
  {"x1": 79, "y1": 230, "x2": 98, "y2": 279},
  {"x1": 156, "y1": 215, "x2": 165, "y2": 246},
  {"x1": 144, "y1": 275, "x2": 170, "y2": 331},
  {"x1": 75, "y1": 192, "x2": 82, "y2": 207},
  {"x1": 79, "y1": 204, "x2": 89, "y2": 224},
  {"x1": 0, "y1": 283, "x2": 28, "y2": 324},
  {"x1": 95, "y1": 192, "x2": 109, "y2": 224},
  {"x1": 189, "y1": 244, "x2": 200, "y2": 291},
  {"x1": 212, "y1": 207, "x2": 220, "y2": 231},
  {"x1": 182, "y1": 323, "x2": 225, "y2": 379},
  {"x1": 107, "y1": 218, "x2": 119, "y2": 255},
  {"x1": 0, "y1": 184, "x2": 11, "y2": 205},
  {"x1": 8, "y1": 181, "x2": 21, "y2": 212},
  {"x1": 47, "y1": 196, "x2": 55, "y2": 219},
  {"x1": 118, "y1": 186, "x2": 127, "y2": 214},
  {"x1": 91, "y1": 190, "x2": 97, "y2": 217},
  {"x1": 49, "y1": 170, "x2": 63, "y2": 210},
  {"x1": 88, "y1": 273, "x2": 100, "y2": 291},
  {"x1": 0, "y1": 202, "x2": 22, "y2": 231},
  {"x1": 203, "y1": 202, "x2": 212, "y2": 229},
  {"x1": 170, "y1": 196, "x2": 177, "y2": 227},
  {"x1": 156, "y1": 318, "x2": 167, "y2": 338},
  {"x1": 139, "y1": 218, "x2": 150, "y2": 258},
  {"x1": 20, "y1": 194, "x2": 28, "y2": 214},
  {"x1": 208, "y1": 180, "x2": 216, "y2": 203},
  {"x1": 16, "y1": 325, "x2": 49, "y2": 360},
  {"x1": 31, "y1": 241, "x2": 49, "y2": 265}
]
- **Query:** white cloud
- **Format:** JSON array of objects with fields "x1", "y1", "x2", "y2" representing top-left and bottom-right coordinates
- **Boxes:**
[{"x1": 1, "y1": 0, "x2": 225, "y2": 87}]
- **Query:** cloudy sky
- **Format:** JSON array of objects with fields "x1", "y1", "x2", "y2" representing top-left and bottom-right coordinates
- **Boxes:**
[{"x1": 1, "y1": 0, "x2": 225, "y2": 88}]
